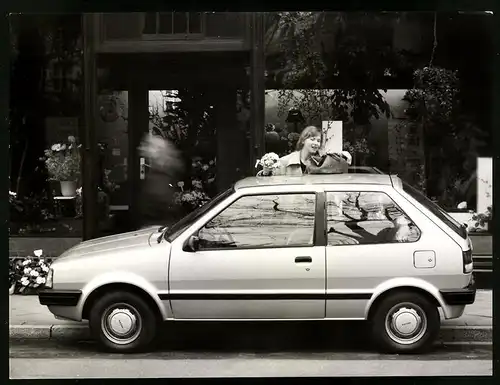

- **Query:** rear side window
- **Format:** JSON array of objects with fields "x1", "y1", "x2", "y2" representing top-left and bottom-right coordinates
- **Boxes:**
[
  {"x1": 326, "y1": 192, "x2": 421, "y2": 246},
  {"x1": 401, "y1": 182, "x2": 467, "y2": 239}
]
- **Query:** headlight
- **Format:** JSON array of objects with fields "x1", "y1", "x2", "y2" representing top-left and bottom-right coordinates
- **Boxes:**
[{"x1": 45, "y1": 268, "x2": 54, "y2": 288}]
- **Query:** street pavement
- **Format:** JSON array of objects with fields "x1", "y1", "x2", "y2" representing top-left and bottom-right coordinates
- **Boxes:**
[{"x1": 9, "y1": 339, "x2": 493, "y2": 378}]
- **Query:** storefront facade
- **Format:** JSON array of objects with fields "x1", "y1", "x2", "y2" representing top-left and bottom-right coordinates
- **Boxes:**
[
  {"x1": 9, "y1": 13, "x2": 492, "y2": 273},
  {"x1": 77, "y1": 12, "x2": 266, "y2": 240}
]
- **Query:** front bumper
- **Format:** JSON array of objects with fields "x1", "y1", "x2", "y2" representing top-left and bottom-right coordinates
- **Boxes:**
[
  {"x1": 439, "y1": 282, "x2": 476, "y2": 306},
  {"x1": 38, "y1": 290, "x2": 82, "y2": 307}
]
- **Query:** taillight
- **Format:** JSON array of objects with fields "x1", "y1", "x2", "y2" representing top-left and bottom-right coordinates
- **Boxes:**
[{"x1": 463, "y1": 249, "x2": 473, "y2": 273}]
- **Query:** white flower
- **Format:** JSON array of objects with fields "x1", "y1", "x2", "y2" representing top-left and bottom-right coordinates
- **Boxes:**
[
  {"x1": 21, "y1": 279, "x2": 30, "y2": 286},
  {"x1": 33, "y1": 249, "x2": 43, "y2": 257},
  {"x1": 36, "y1": 276, "x2": 46, "y2": 285},
  {"x1": 22, "y1": 259, "x2": 31, "y2": 266},
  {"x1": 23, "y1": 267, "x2": 32, "y2": 275},
  {"x1": 68, "y1": 136, "x2": 76, "y2": 143},
  {"x1": 42, "y1": 266, "x2": 50, "y2": 273},
  {"x1": 9, "y1": 191, "x2": 16, "y2": 197},
  {"x1": 259, "y1": 152, "x2": 281, "y2": 169},
  {"x1": 30, "y1": 270, "x2": 39, "y2": 277},
  {"x1": 51, "y1": 144, "x2": 62, "y2": 151},
  {"x1": 60, "y1": 144, "x2": 67, "y2": 150}
]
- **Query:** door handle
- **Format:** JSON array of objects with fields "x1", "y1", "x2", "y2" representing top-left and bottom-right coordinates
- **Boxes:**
[
  {"x1": 139, "y1": 157, "x2": 146, "y2": 180},
  {"x1": 295, "y1": 256, "x2": 312, "y2": 263}
]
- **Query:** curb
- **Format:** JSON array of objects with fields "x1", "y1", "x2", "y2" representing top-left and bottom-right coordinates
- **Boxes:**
[
  {"x1": 10, "y1": 324, "x2": 90, "y2": 341},
  {"x1": 9, "y1": 324, "x2": 492, "y2": 344},
  {"x1": 439, "y1": 325, "x2": 492, "y2": 343}
]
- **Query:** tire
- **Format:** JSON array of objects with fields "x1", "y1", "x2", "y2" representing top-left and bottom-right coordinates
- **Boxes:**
[
  {"x1": 89, "y1": 290, "x2": 159, "y2": 353},
  {"x1": 370, "y1": 291, "x2": 440, "y2": 354}
]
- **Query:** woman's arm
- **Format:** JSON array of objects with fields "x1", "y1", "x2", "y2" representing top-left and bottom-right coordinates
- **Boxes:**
[{"x1": 341, "y1": 151, "x2": 352, "y2": 165}]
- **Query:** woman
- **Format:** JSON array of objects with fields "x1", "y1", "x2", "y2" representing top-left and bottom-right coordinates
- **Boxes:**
[{"x1": 269, "y1": 126, "x2": 352, "y2": 176}]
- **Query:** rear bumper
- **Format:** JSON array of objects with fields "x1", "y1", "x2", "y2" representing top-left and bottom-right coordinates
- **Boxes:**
[
  {"x1": 439, "y1": 283, "x2": 476, "y2": 306},
  {"x1": 38, "y1": 290, "x2": 82, "y2": 307}
]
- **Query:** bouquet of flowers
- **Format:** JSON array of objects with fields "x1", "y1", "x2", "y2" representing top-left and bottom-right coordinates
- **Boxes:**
[
  {"x1": 12, "y1": 250, "x2": 51, "y2": 294},
  {"x1": 255, "y1": 152, "x2": 281, "y2": 176},
  {"x1": 174, "y1": 189, "x2": 211, "y2": 210}
]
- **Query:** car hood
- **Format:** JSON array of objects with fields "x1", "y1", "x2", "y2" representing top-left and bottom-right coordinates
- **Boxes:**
[{"x1": 57, "y1": 226, "x2": 164, "y2": 261}]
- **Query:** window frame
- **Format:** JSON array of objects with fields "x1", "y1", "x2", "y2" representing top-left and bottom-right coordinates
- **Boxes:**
[
  {"x1": 191, "y1": 191, "x2": 322, "y2": 252},
  {"x1": 324, "y1": 190, "x2": 422, "y2": 247},
  {"x1": 141, "y1": 12, "x2": 206, "y2": 40}
]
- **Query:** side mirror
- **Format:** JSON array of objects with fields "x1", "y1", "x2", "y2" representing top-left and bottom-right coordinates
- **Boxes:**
[{"x1": 186, "y1": 235, "x2": 199, "y2": 252}]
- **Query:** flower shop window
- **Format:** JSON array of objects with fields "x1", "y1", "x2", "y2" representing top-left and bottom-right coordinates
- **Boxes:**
[{"x1": 9, "y1": 134, "x2": 83, "y2": 240}]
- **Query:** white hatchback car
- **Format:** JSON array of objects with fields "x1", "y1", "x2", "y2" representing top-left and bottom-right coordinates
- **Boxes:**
[{"x1": 39, "y1": 174, "x2": 476, "y2": 354}]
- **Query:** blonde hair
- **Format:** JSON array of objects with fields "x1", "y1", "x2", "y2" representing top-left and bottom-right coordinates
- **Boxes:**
[{"x1": 295, "y1": 126, "x2": 322, "y2": 151}]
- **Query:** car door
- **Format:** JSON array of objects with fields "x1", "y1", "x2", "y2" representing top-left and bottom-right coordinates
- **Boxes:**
[
  {"x1": 324, "y1": 186, "x2": 424, "y2": 319},
  {"x1": 168, "y1": 188, "x2": 326, "y2": 320}
]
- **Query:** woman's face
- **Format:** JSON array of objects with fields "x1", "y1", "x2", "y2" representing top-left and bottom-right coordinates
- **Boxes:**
[{"x1": 303, "y1": 135, "x2": 321, "y2": 154}]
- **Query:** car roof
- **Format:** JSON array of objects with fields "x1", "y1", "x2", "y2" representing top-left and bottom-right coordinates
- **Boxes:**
[{"x1": 234, "y1": 174, "x2": 394, "y2": 190}]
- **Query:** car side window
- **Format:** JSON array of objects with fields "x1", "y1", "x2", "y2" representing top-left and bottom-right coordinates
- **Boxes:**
[
  {"x1": 326, "y1": 191, "x2": 421, "y2": 246},
  {"x1": 197, "y1": 193, "x2": 316, "y2": 249}
]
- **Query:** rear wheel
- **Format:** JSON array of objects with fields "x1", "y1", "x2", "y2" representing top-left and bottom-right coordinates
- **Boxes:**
[
  {"x1": 89, "y1": 291, "x2": 158, "y2": 353},
  {"x1": 370, "y1": 291, "x2": 440, "y2": 354}
]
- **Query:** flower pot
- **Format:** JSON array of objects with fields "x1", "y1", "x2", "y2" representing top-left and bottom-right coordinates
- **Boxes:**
[{"x1": 60, "y1": 181, "x2": 77, "y2": 197}]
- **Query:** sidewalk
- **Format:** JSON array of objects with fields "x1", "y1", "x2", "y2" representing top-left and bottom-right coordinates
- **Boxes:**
[{"x1": 9, "y1": 290, "x2": 492, "y2": 342}]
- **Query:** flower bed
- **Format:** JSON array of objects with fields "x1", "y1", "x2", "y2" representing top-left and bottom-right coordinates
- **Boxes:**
[{"x1": 9, "y1": 250, "x2": 53, "y2": 295}]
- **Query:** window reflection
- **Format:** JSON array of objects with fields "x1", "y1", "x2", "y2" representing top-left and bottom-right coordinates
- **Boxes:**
[
  {"x1": 198, "y1": 194, "x2": 316, "y2": 249},
  {"x1": 326, "y1": 192, "x2": 420, "y2": 245}
]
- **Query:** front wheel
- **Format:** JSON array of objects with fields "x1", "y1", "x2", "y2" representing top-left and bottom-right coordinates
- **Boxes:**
[
  {"x1": 370, "y1": 291, "x2": 440, "y2": 354},
  {"x1": 89, "y1": 291, "x2": 158, "y2": 353}
]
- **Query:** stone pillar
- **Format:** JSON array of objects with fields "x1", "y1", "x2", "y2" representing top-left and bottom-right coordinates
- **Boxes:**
[
  {"x1": 81, "y1": 13, "x2": 99, "y2": 240},
  {"x1": 249, "y1": 12, "x2": 265, "y2": 168},
  {"x1": 215, "y1": 88, "x2": 247, "y2": 192}
]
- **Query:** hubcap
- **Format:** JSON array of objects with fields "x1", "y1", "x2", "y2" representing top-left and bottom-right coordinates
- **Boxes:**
[
  {"x1": 108, "y1": 309, "x2": 135, "y2": 335},
  {"x1": 392, "y1": 308, "x2": 420, "y2": 335},
  {"x1": 101, "y1": 303, "x2": 142, "y2": 345},
  {"x1": 385, "y1": 302, "x2": 427, "y2": 345}
]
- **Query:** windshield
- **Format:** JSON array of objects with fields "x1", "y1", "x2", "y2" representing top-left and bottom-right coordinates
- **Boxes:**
[
  {"x1": 402, "y1": 182, "x2": 467, "y2": 239},
  {"x1": 163, "y1": 187, "x2": 235, "y2": 242}
]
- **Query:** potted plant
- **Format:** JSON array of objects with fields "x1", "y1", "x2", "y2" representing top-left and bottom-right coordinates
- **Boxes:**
[
  {"x1": 44, "y1": 136, "x2": 81, "y2": 197},
  {"x1": 471, "y1": 205, "x2": 493, "y2": 233}
]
